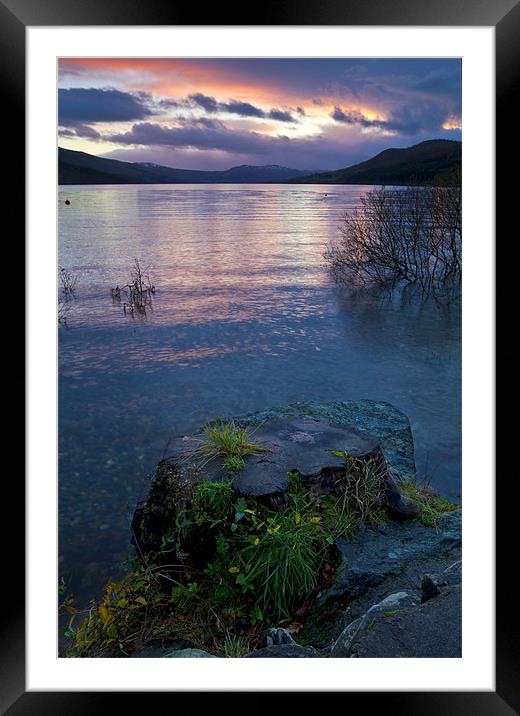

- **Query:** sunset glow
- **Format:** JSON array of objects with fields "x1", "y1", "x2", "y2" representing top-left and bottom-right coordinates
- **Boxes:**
[{"x1": 58, "y1": 58, "x2": 462, "y2": 171}]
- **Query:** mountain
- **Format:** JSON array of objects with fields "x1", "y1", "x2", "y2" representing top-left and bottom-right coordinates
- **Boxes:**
[
  {"x1": 58, "y1": 148, "x2": 317, "y2": 185},
  {"x1": 293, "y1": 140, "x2": 461, "y2": 185}
]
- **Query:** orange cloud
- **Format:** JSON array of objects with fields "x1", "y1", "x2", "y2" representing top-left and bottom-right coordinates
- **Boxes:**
[{"x1": 442, "y1": 114, "x2": 462, "y2": 130}]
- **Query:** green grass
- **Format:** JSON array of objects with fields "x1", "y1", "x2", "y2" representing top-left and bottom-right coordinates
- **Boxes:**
[
  {"x1": 222, "y1": 633, "x2": 251, "y2": 658},
  {"x1": 400, "y1": 477, "x2": 460, "y2": 527},
  {"x1": 193, "y1": 480, "x2": 235, "y2": 522},
  {"x1": 202, "y1": 419, "x2": 266, "y2": 458},
  {"x1": 66, "y1": 462, "x2": 444, "y2": 658},
  {"x1": 232, "y1": 511, "x2": 326, "y2": 621},
  {"x1": 223, "y1": 454, "x2": 246, "y2": 475}
]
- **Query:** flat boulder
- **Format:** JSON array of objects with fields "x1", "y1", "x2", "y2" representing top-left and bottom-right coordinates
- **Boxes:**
[
  {"x1": 132, "y1": 400, "x2": 422, "y2": 556},
  {"x1": 155, "y1": 402, "x2": 419, "y2": 508},
  {"x1": 232, "y1": 416, "x2": 378, "y2": 498}
]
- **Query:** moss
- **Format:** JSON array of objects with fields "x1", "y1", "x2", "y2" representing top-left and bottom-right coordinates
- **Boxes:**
[{"x1": 366, "y1": 617, "x2": 377, "y2": 632}]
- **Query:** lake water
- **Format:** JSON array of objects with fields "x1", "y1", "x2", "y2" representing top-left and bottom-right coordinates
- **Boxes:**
[{"x1": 58, "y1": 183, "x2": 461, "y2": 604}]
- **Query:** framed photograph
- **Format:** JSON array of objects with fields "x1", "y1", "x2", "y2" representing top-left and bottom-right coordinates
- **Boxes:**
[{"x1": 7, "y1": 0, "x2": 508, "y2": 710}]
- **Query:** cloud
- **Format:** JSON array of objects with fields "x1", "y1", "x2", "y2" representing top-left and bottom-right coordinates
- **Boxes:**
[
  {"x1": 268, "y1": 109, "x2": 294, "y2": 122},
  {"x1": 330, "y1": 101, "x2": 457, "y2": 136},
  {"x1": 59, "y1": 122, "x2": 101, "y2": 139},
  {"x1": 186, "y1": 92, "x2": 295, "y2": 122},
  {"x1": 188, "y1": 92, "x2": 219, "y2": 113},
  {"x1": 221, "y1": 100, "x2": 265, "y2": 118},
  {"x1": 330, "y1": 106, "x2": 394, "y2": 135},
  {"x1": 106, "y1": 121, "x2": 289, "y2": 154},
  {"x1": 58, "y1": 59, "x2": 461, "y2": 170},
  {"x1": 58, "y1": 88, "x2": 154, "y2": 124}
]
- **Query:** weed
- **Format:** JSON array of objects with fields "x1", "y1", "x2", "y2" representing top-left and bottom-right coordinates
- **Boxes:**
[
  {"x1": 223, "y1": 455, "x2": 246, "y2": 475},
  {"x1": 400, "y1": 477, "x2": 459, "y2": 527},
  {"x1": 63, "y1": 463, "x2": 394, "y2": 657},
  {"x1": 198, "y1": 420, "x2": 266, "y2": 462},
  {"x1": 230, "y1": 499, "x2": 331, "y2": 621},
  {"x1": 193, "y1": 480, "x2": 235, "y2": 522},
  {"x1": 330, "y1": 451, "x2": 386, "y2": 524},
  {"x1": 320, "y1": 495, "x2": 359, "y2": 540},
  {"x1": 222, "y1": 632, "x2": 251, "y2": 658}
]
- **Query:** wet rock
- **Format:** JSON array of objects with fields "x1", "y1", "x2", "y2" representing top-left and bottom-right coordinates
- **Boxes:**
[
  {"x1": 244, "y1": 644, "x2": 319, "y2": 658},
  {"x1": 236, "y1": 400, "x2": 417, "y2": 483},
  {"x1": 262, "y1": 627, "x2": 296, "y2": 647},
  {"x1": 167, "y1": 648, "x2": 218, "y2": 658},
  {"x1": 232, "y1": 417, "x2": 377, "y2": 498},
  {"x1": 141, "y1": 403, "x2": 420, "y2": 514},
  {"x1": 320, "y1": 510, "x2": 461, "y2": 606},
  {"x1": 421, "y1": 574, "x2": 448, "y2": 603},
  {"x1": 350, "y1": 585, "x2": 462, "y2": 658},
  {"x1": 330, "y1": 591, "x2": 416, "y2": 656}
]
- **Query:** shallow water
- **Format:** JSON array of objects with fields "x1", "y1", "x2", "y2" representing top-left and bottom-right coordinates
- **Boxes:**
[{"x1": 58, "y1": 183, "x2": 461, "y2": 603}]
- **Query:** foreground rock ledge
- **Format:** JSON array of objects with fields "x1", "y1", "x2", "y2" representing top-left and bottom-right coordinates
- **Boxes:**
[{"x1": 130, "y1": 400, "x2": 461, "y2": 658}]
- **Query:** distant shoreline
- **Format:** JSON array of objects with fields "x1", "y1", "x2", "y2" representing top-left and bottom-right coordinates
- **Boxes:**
[{"x1": 58, "y1": 138, "x2": 461, "y2": 188}]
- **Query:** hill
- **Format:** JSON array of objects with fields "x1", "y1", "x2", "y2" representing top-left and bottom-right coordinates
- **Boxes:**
[
  {"x1": 58, "y1": 148, "x2": 317, "y2": 185},
  {"x1": 293, "y1": 140, "x2": 461, "y2": 185}
]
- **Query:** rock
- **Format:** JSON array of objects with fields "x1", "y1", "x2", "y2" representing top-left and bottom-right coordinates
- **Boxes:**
[
  {"x1": 129, "y1": 643, "x2": 215, "y2": 658},
  {"x1": 385, "y1": 491, "x2": 421, "y2": 518},
  {"x1": 232, "y1": 417, "x2": 377, "y2": 498},
  {"x1": 236, "y1": 400, "x2": 416, "y2": 483},
  {"x1": 349, "y1": 585, "x2": 462, "y2": 658},
  {"x1": 263, "y1": 627, "x2": 296, "y2": 647},
  {"x1": 330, "y1": 591, "x2": 416, "y2": 656},
  {"x1": 421, "y1": 574, "x2": 448, "y2": 602},
  {"x1": 295, "y1": 511, "x2": 461, "y2": 650},
  {"x1": 166, "y1": 649, "x2": 218, "y2": 658},
  {"x1": 321, "y1": 510, "x2": 461, "y2": 606},
  {"x1": 138, "y1": 402, "x2": 419, "y2": 515},
  {"x1": 244, "y1": 644, "x2": 319, "y2": 658}
]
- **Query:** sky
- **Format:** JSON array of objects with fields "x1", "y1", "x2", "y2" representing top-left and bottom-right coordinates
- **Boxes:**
[{"x1": 58, "y1": 58, "x2": 461, "y2": 171}]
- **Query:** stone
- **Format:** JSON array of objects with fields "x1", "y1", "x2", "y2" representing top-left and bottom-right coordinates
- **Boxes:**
[
  {"x1": 236, "y1": 400, "x2": 417, "y2": 482},
  {"x1": 128, "y1": 640, "x2": 196, "y2": 658},
  {"x1": 143, "y1": 403, "x2": 420, "y2": 514},
  {"x1": 330, "y1": 591, "x2": 416, "y2": 656},
  {"x1": 244, "y1": 644, "x2": 319, "y2": 658},
  {"x1": 232, "y1": 417, "x2": 378, "y2": 498},
  {"x1": 349, "y1": 585, "x2": 462, "y2": 658},
  {"x1": 421, "y1": 574, "x2": 448, "y2": 603},
  {"x1": 262, "y1": 627, "x2": 296, "y2": 647},
  {"x1": 320, "y1": 510, "x2": 461, "y2": 606},
  {"x1": 166, "y1": 648, "x2": 218, "y2": 658}
]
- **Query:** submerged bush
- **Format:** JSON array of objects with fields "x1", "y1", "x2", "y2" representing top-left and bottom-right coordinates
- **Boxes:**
[{"x1": 325, "y1": 177, "x2": 461, "y2": 301}]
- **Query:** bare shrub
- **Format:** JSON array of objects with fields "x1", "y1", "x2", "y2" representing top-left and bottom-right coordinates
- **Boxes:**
[
  {"x1": 325, "y1": 178, "x2": 461, "y2": 301},
  {"x1": 58, "y1": 298, "x2": 71, "y2": 325},
  {"x1": 113, "y1": 258, "x2": 156, "y2": 316},
  {"x1": 59, "y1": 267, "x2": 79, "y2": 296}
]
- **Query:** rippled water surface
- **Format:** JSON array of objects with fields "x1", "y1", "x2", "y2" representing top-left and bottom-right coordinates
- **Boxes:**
[{"x1": 58, "y1": 184, "x2": 461, "y2": 603}]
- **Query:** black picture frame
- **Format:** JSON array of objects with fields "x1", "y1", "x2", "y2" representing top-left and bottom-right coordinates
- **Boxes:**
[{"x1": 6, "y1": 0, "x2": 508, "y2": 711}]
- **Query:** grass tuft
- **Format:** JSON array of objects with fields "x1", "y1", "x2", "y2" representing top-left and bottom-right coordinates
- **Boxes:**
[
  {"x1": 400, "y1": 477, "x2": 459, "y2": 527},
  {"x1": 194, "y1": 419, "x2": 268, "y2": 470}
]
